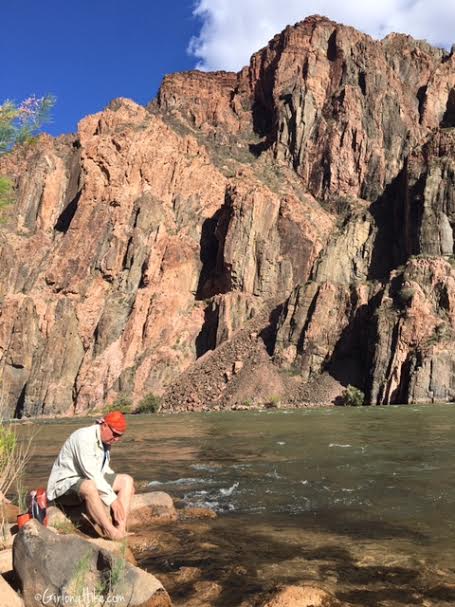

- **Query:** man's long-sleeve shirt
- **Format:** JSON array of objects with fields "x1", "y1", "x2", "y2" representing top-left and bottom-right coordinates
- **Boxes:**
[{"x1": 47, "y1": 424, "x2": 117, "y2": 506}]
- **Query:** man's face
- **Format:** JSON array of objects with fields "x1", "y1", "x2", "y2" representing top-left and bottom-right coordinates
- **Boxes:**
[{"x1": 100, "y1": 421, "x2": 124, "y2": 445}]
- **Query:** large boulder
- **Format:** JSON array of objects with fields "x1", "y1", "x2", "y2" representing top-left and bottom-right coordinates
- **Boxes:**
[
  {"x1": 127, "y1": 492, "x2": 177, "y2": 528},
  {"x1": 262, "y1": 585, "x2": 340, "y2": 607},
  {"x1": 13, "y1": 519, "x2": 171, "y2": 607}
]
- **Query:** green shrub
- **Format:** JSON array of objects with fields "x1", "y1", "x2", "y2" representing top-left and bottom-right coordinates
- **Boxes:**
[
  {"x1": 52, "y1": 518, "x2": 79, "y2": 535},
  {"x1": 14, "y1": 477, "x2": 27, "y2": 513},
  {"x1": 341, "y1": 385, "x2": 365, "y2": 407},
  {"x1": 0, "y1": 425, "x2": 17, "y2": 466},
  {"x1": 398, "y1": 286, "x2": 415, "y2": 306},
  {"x1": 425, "y1": 323, "x2": 451, "y2": 347},
  {"x1": 103, "y1": 395, "x2": 132, "y2": 415},
  {"x1": 0, "y1": 177, "x2": 13, "y2": 217},
  {"x1": 0, "y1": 421, "x2": 34, "y2": 511},
  {"x1": 69, "y1": 550, "x2": 93, "y2": 599},
  {"x1": 281, "y1": 364, "x2": 301, "y2": 377},
  {"x1": 107, "y1": 539, "x2": 128, "y2": 590},
  {"x1": 265, "y1": 395, "x2": 281, "y2": 408},
  {"x1": 135, "y1": 393, "x2": 161, "y2": 414}
]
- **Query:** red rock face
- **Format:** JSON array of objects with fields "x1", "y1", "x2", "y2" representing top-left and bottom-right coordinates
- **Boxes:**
[
  {"x1": 1, "y1": 15, "x2": 455, "y2": 415},
  {"x1": 159, "y1": 15, "x2": 450, "y2": 202},
  {"x1": 0, "y1": 94, "x2": 330, "y2": 415}
]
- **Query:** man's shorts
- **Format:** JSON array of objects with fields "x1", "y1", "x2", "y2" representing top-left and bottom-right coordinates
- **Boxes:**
[{"x1": 54, "y1": 473, "x2": 117, "y2": 507}]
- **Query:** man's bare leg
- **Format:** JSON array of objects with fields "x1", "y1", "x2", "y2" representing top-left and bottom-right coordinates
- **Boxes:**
[
  {"x1": 79, "y1": 479, "x2": 125, "y2": 541},
  {"x1": 112, "y1": 474, "x2": 135, "y2": 534}
]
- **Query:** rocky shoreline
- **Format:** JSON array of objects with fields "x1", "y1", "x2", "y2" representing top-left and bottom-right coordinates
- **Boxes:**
[
  {"x1": 11, "y1": 399, "x2": 455, "y2": 425},
  {"x1": 0, "y1": 492, "x2": 340, "y2": 607}
]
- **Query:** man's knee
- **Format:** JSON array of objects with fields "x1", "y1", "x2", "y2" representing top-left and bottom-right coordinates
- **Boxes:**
[
  {"x1": 114, "y1": 473, "x2": 134, "y2": 495},
  {"x1": 79, "y1": 479, "x2": 98, "y2": 497}
]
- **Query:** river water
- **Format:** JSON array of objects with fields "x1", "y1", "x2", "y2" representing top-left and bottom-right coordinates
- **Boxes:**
[{"x1": 21, "y1": 405, "x2": 455, "y2": 606}]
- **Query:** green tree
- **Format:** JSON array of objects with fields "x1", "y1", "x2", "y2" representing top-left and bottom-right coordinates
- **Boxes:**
[
  {"x1": 0, "y1": 95, "x2": 55, "y2": 213},
  {"x1": 0, "y1": 95, "x2": 55, "y2": 153}
]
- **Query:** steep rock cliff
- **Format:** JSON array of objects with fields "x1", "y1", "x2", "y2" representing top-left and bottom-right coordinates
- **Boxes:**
[{"x1": 1, "y1": 15, "x2": 455, "y2": 415}]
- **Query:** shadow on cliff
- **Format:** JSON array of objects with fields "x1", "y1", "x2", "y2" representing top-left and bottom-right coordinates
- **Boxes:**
[
  {"x1": 259, "y1": 302, "x2": 285, "y2": 356},
  {"x1": 247, "y1": 33, "x2": 285, "y2": 159},
  {"x1": 367, "y1": 166, "x2": 424, "y2": 280},
  {"x1": 194, "y1": 203, "x2": 231, "y2": 358},
  {"x1": 323, "y1": 290, "x2": 383, "y2": 396},
  {"x1": 324, "y1": 166, "x2": 427, "y2": 400},
  {"x1": 195, "y1": 209, "x2": 225, "y2": 301},
  {"x1": 195, "y1": 303, "x2": 219, "y2": 358},
  {"x1": 14, "y1": 384, "x2": 27, "y2": 419},
  {"x1": 54, "y1": 191, "x2": 81, "y2": 233}
]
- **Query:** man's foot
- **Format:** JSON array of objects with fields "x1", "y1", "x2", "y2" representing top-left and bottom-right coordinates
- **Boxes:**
[{"x1": 105, "y1": 525, "x2": 127, "y2": 541}]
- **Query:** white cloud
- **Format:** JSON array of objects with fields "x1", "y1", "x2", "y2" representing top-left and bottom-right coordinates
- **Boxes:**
[{"x1": 188, "y1": 0, "x2": 455, "y2": 71}]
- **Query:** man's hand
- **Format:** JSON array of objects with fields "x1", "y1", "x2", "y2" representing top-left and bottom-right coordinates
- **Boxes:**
[{"x1": 111, "y1": 498, "x2": 125, "y2": 525}]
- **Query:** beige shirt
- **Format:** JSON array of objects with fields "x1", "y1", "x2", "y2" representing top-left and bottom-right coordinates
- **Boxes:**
[{"x1": 47, "y1": 424, "x2": 117, "y2": 506}]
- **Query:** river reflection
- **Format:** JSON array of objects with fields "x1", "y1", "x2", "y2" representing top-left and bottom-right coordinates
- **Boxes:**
[{"x1": 18, "y1": 405, "x2": 455, "y2": 606}]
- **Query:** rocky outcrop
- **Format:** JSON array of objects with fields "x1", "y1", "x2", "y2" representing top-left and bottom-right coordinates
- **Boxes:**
[
  {"x1": 0, "y1": 96, "x2": 330, "y2": 414},
  {"x1": 367, "y1": 256, "x2": 455, "y2": 404},
  {"x1": 158, "y1": 16, "x2": 451, "y2": 204},
  {"x1": 13, "y1": 519, "x2": 171, "y2": 607},
  {"x1": 1, "y1": 15, "x2": 455, "y2": 413}
]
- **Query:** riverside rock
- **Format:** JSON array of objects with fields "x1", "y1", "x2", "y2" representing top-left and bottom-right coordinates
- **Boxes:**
[
  {"x1": 46, "y1": 491, "x2": 177, "y2": 532},
  {"x1": 261, "y1": 584, "x2": 340, "y2": 607},
  {"x1": 127, "y1": 491, "x2": 177, "y2": 527},
  {"x1": 13, "y1": 519, "x2": 171, "y2": 607},
  {"x1": 1, "y1": 16, "x2": 455, "y2": 413}
]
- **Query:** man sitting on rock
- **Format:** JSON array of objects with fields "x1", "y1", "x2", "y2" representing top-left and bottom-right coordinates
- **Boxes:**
[{"x1": 47, "y1": 411, "x2": 134, "y2": 541}]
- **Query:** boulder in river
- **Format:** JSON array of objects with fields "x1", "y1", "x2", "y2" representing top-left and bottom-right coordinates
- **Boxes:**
[
  {"x1": 13, "y1": 519, "x2": 171, "y2": 607},
  {"x1": 262, "y1": 584, "x2": 341, "y2": 607},
  {"x1": 127, "y1": 491, "x2": 177, "y2": 527}
]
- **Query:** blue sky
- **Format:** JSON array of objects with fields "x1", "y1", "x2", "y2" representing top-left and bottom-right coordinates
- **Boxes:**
[
  {"x1": 3, "y1": 1, "x2": 455, "y2": 138},
  {"x1": 2, "y1": 1, "x2": 199, "y2": 136}
]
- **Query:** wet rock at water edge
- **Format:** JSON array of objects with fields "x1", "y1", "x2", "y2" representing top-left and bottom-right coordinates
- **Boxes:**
[
  {"x1": 47, "y1": 491, "x2": 177, "y2": 535},
  {"x1": 261, "y1": 584, "x2": 341, "y2": 607}
]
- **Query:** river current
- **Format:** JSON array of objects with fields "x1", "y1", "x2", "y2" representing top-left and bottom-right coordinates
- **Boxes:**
[{"x1": 22, "y1": 405, "x2": 455, "y2": 606}]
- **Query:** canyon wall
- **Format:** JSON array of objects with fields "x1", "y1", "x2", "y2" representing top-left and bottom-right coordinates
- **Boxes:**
[{"x1": 1, "y1": 16, "x2": 455, "y2": 415}]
